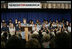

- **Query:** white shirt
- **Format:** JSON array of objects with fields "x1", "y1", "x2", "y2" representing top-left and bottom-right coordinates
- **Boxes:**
[
  {"x1": 33, "y1": 31, "x2": 38, "y2": 34},
  {"x1": 68, "y1": 26, "x2": 71, "y2": 32},
  {"x1": 9, "y1": 27, "x2": 15, "y2": 36}
]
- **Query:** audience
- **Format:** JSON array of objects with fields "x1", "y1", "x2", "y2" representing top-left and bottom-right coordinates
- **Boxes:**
[{"x1": 1, "y1": 19, "x2": 71, "y2": 48}]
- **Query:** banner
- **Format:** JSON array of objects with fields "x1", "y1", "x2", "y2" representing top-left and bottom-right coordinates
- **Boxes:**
[{"x1": 8, "y1": 2, "x2": 41, "y2": 9}]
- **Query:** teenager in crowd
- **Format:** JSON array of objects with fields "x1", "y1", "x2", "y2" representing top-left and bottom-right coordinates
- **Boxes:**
[
  {"x1": 1, "y1": 20, "x2": 5, "y2": 28},
  {"x1": 8, "y1": 19, "x2": 12, "y2": 25},
  {"x1": 21, "y1": 18, "x2": 27, "y2": 26},
  {"x1": 16, "y1": 21, "x2": 21, "y2": 35},
  {"x1": 9, "y1": 23, "x2": 16, "y2": 36},
  {"x1": 1, "y1": 22, "x2": 9, "y2": 34},
  {"x1": 36, "y1": 19, "x2": 40, "y2": 25},
  {"x1": 14, "y1": 18, "x2": 18, "y2": 27},
  {"x1": 68, "y1": 23, "x2": 71, "y2": 33}
]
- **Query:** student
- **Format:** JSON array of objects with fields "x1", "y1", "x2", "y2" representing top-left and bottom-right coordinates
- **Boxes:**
[
  {"x1": 36, "y1": 19, "x2": 40, "y2": 25},
  {"x1": 9, "y1": 23, "x2": 16, "y2": 36},
  {"x1": 1, "y1": 20, "x2": 5, "y2": 28},
  {"x1": 8, "y1": 19, "x2": 12, "y2": 25},
  {"x1": 21, "y1": 18, "x2": 27, "y2": 26},
  {"x1": 14, "y1": 18, "x2": 18, "y2": 27},
  {"x1": 41, "y1": 24, "x2": 47, "y2": 32},
  {"x1": 30, "y1": 21, "x2": 34, "y2": 26},
  {"x1": 32, "y1": 24, "x2": 39, "y2": 32},
  {"x1": 65, "y1": 21, "x2": 69, "y2": 28},
  {"x1": 52, "y1": 21, "x2": 57, "y2": 28},
  {"x1": 1, "y1": 23, "x2": 9, "y2": 33},
  {"x1": 29, "y1": 20, "x2": 32, "y2": 24},
  {"x1": 56, "y1": 19, "x2": 58, "y2": 24},
  {"x1": 23, "y1": 18, "x2": 27, "y2": 25},
  {"x1": 16, "y1": 21, "x2": 21, "y2": 35},
  {"x1": 68, "y1": 23, "x2": 71, "y2": 33}
]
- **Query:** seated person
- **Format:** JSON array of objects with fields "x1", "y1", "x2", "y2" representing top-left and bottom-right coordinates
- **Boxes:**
[
  {"x1": 29, "y1": 20, "x2": 32, "y2": 24},
  {"x1": 8, "y1": 19, "x2": 12, "y2": 25},
  {"x1": 21, "y1": 18, "x2": 27, "y2": 26},
  {"x1": 45, "y1": 20, "x2": 50, "y2": 27},
  {"x1": 1, "y1": 22, "x2": 9, "y2": 33},
  {"x1": 42, "y1": 19, "x2": 46, "y2": 25},
  {"x1": 9, "y1": 23, "x2": 16, "y2": 36},
  {"x1": 58, "y1": 22, "x2": 62, "y2": 28},
  {"x1": 52, "y1": 21, "x2": 57, "y2": 28},
  {"x1": 56, "y1": 19, "x2": 59, "y2": 24},
  {"x1": 36, "y1": 19, "x2": 40, "y2": 25},
  {"x1": 68, "y1": 23, "x2": 71, "y2": 33},
  {"x1": 65, "y1": 21, "x2": 69, "y2": 28},
  {"x1": 32, "y1": 24, "x2": 39, "y2": 32},
  {"x1": 14, "y1": 18, "x2": 18, "y2": 27},
  {"x1": 1, "y1": 19, "x2": 5, "y2": 28},
  {"x1": 16, "y1": 21, "x2": 21, "y2": 35},
  {"x1": 41, "y1": 24, "x2": 47, "y2": 32},
  {"x1": 30, "y1": 21, "x2": 34, "y2": 26}
]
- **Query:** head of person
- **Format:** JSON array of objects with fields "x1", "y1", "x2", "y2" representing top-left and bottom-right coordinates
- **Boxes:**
[
  {"x1": 23, "y1": 18, "x2": 26, "y2": 24},
  {"x1": 69, "y1": 23, "x2": 71, "y2": 27},
  {"x1": 54, "y1": 33, "x2": 71, "y2": 48},
  {"x1": 29, "y1": 20, "x2": 32, "y2": 24},
  {"x1": 15, "y1": 18, "x2": 18, "y2": 23},
  {"x1": 2, "y1": 19, "x2": 5, "y2": 23},
  {"x1": 9, "y1": 19, "x2": 12, "y2": 23},
  {"x1": 53, "y1": 21, "x2": 55, "y2": 24},
  {"x1": 56, "y1": 19, "x2": 58, "y2": 23},
  {"x1": 1, "y1": 41, "x2": 5, "y2": 48},
  {"x1": 5, "y1": 35, "x2": 23, "y2": 48},
  {"x1": 18, "y1": 21, "x2": 21, "y2": 26},
  {"x1": 31, "y1": 21, "x2": 34, "y2": 25},
  {"x1": 25, "y1": 38, "x2": 41, "y2": 48},
  {"x1": 43, "y1": 19, "x2": 46, "y2": 23},
  {"x1": 36, "y1": 20, "x2": 39, "y2": 23},
  {"x1": 9, "y1": 23, "x2": 14, "y2": 28},
  {"x1": 66, "y1": 21, "x2": 69, "y2": 25},
  {"x1": 18, "y1": 21, "x2": 21, "y2": 24},
  {"x1": 2, "y1": 23, "x2": 7, "y2": 27},
  {"x1": 45, "y1": 20, "x2": 48, "y2": 24},
  {"x1": 42, "y1": 24, "x2": 45, "y2": 27}
]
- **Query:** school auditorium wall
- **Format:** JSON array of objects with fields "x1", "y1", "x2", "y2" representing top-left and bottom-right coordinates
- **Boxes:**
[{"x1": 1, "y1": 11, "x2": 71, "y2": 24}]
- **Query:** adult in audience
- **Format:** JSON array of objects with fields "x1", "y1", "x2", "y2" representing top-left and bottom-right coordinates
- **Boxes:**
[
  {"x1": 25, "y1": 38, "x2": 41, "y2": 48},
  {"x1": 68, "y1": 23, "x2": 71, "y2": 33},
  {"x1": 5, "y1": 35, "x2": 24, "y2": 48},
  {"x1": 54, "y1": 33, "x2": 71, "y2": 48}
]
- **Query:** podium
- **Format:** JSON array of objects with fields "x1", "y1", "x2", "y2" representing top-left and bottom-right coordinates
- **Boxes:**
[{"x1": 21, "y1": 26, "x2": 32, "y2": 41}]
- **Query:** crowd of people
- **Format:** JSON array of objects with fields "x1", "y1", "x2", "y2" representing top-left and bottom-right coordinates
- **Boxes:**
[{"x1": 1, "y1": 18, "x2": 71, "y2": 48}]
